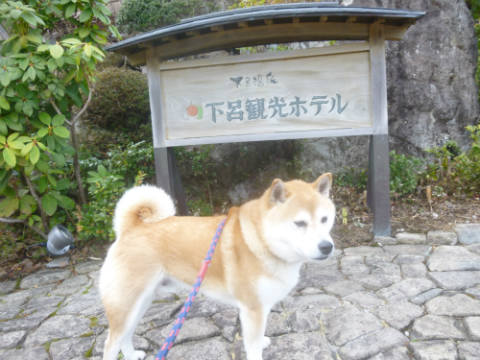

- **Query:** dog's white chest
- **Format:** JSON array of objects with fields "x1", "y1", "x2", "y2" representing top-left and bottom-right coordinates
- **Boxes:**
[{"x1": 257, "y1": 264, "x2": 301, "y2": 308}]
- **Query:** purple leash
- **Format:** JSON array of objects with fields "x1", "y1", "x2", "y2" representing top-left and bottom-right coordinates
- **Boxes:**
[{"x1": 155, "y1": 218, "x2": 226, "y2": 360}]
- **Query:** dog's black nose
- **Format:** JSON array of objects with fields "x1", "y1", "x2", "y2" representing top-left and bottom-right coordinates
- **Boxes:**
[{"x1": 318, "y1": 241, "x2": 333, "y2": 255}]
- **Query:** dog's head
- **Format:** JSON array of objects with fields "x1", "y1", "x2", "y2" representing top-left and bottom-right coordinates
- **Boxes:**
[{"x1": 262, "y1": 173, "x2": 335, "y2": 263}]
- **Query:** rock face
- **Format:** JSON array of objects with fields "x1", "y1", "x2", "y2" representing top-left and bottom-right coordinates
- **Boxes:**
[{"x1": 375, "y1": 0, "x2": 479, "y2": 154}]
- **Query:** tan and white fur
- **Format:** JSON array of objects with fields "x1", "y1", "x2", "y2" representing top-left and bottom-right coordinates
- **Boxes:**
[{"x1": 99, "y1": 173, "x2": 336, "y2": 360}]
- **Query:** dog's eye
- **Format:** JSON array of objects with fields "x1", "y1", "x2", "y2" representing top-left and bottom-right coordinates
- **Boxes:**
[
  {"x1": 321, "y1": 216, "x2": 328, "y2": 224},
  {"x1": 294, "y1": 220, "x2": 307, "y2": 228}
]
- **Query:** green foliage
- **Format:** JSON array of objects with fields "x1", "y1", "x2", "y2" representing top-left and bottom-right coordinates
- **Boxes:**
[
  {"x1": 84, "y1": 67, "x2": 150, "y2": 135},
  {"x1": 426, "y1": 124, "x2": 480, "y2": 195},
  {"x1": 389, "y1": 150, "x2": 424, "y2": 197},
  {"x1": 335, "y1": 151, "x2": 425, "y2": 197},
  {"x1": 0, "y1": 1, "x2": 118, "y2": 235},
  {"x1": 77, "y1": 141, "x2": 154, "y2": 242},
  {"x1": 0, "y1": 223, "x2": 23, "y2": 261},
  {"x1": 117, "y1": 0, "x2": 217, "y2": 33},
  {"x1": 336, "y1": 168, "x2": 367, "y2": 191},
  {"x1": 80, "y1": 164, "x2": 126, "y2": 242},
  {"x1": 174, "y1": 145, "x2": 217, "y2": 215}
]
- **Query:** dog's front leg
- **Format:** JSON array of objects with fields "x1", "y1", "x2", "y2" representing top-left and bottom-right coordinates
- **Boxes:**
[{"x1": 239, "y1": 305, "x2": 270, "y2": 360}]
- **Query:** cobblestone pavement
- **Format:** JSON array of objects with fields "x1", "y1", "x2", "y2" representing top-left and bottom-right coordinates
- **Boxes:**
[{"x1": 1, "y1": 224, "x2": 480, "y2": 360}]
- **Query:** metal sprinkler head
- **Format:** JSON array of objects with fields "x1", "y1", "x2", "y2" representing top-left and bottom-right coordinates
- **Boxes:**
[{"x1": 46, "y1": 225, "x2": 74, "y2": 256}]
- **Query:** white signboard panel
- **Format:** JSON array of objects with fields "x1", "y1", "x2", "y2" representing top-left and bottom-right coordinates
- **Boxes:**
[{"x1": 157, "y1": 43, "x2": 373, "y2": 146}]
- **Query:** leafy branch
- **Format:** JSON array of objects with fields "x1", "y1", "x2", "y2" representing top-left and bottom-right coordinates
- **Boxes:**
[{"x1": 0, "y1": 0, "x2": 119, "y2": 236}]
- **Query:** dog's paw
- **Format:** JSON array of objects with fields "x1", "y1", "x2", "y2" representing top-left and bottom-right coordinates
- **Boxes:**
[
  {"x1": 128, "y1": 350, "x2": 146, "y2": 360},
  {"x1": 262, "y1": 336, "x2": 271, "y2": 349}
]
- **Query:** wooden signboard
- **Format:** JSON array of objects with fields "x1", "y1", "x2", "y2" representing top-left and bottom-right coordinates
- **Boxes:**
[{"x1": 153, "y1": 43, "x2": 373, "y2": 147}]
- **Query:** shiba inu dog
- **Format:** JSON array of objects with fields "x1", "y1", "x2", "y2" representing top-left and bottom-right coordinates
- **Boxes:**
[{"x1": 99, "y1": 173, "x2": 335, "y2": 360}]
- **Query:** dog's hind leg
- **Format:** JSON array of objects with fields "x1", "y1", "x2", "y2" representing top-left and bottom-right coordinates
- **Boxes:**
[
  {"x1": 119, "y1": 278, "x2": 158, "y2": 360},
  {"x1": 102, "y1": 271, "x2": 163, "y2": 360}
]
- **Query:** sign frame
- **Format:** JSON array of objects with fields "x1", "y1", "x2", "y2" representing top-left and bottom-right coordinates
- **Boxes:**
[{"x1": 150, "y1": 42, "x2": 376, "y2": 147}]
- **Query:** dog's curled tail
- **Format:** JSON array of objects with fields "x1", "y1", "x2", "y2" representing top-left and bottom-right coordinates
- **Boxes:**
[{"x1": 113, "y1": 185, "x2": 176, "y2": 238}]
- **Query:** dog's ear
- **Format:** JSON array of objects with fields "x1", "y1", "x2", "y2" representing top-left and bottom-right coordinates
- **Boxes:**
[
  {"x1": 313, "y1": 173, "x2": 332, "y2": 197},
  {"x1": 270, "y1": 178, "x2": 286, "y2": 204}
]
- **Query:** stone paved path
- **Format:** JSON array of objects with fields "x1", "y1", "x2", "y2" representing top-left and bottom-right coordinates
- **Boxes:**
[{"x1": 1, "y1": 224, "x2": 480, "y2": 360}]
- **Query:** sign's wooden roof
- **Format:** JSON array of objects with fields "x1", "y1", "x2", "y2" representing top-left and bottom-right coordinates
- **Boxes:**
[{"x1": 107, "y1": 3, "x2": 425, "y2": 64}]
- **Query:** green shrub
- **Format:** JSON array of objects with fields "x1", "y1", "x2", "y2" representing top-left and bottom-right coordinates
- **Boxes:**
[
  {"x1": 77, "y1": 141, "x2": 154, "y2": 243},
  {"x1": 174, "y1": 145, "x2": 217, "y2": 216},
  {"x1": 84, "y1": 67, "x2": 150, "y2": 135},
  {"x1": 79, "y1": 164, "x2": 126, "y2": 242},
  {"x1": 117, "y1": 0, "x2": 217, "y2": 33},
  {"x1": 457, "y1": 125, "x2": 480, "y2": 193},
  {"x1": 0, "y1": 0, "x2": 118, "y2": 242},
  {"x1": 426, "y1": 124, "x2": 480, "y2": 195},
  {"x1": 336, "y1": 168, "x2": 367, "y2": 191},
  {"x1": 389, "y1": 150, "x2": 424, "y2": 196}
]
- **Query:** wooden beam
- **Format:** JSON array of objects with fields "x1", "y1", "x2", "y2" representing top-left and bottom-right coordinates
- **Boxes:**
[
  {"x1": 163, "y1": 127, "x2": 375, "y2": 147},
  {"x1": 158, "y1": 42, "x2": 370, "y2": 71},
  {"x1": 124, "y1": 23, "x2": 409, "y2": 65},
  {"x1": 152, "y1": 22, "x2": 370, "y2": 60}
]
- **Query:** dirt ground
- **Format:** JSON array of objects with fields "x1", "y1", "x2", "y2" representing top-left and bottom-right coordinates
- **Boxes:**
[
  {"x1": 332, "y1": 186, "x2": 480, "y2": 249},
  {"x1": 1, "y1": 190, "x2": 479, "y2": 281}
]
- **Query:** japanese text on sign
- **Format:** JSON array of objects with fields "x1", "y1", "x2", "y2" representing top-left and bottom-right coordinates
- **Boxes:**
[{"x1": 189, "y1": 94, "x2": 349, "y2": 123}]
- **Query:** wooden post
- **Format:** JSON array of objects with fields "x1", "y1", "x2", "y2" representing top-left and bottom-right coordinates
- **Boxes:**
[
  {"x1": 148, "y1": 54, "x2": 187, "y2": 214},
  {"x1": 367, "y1": 22, "x2": 391, "y2": 236}
]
